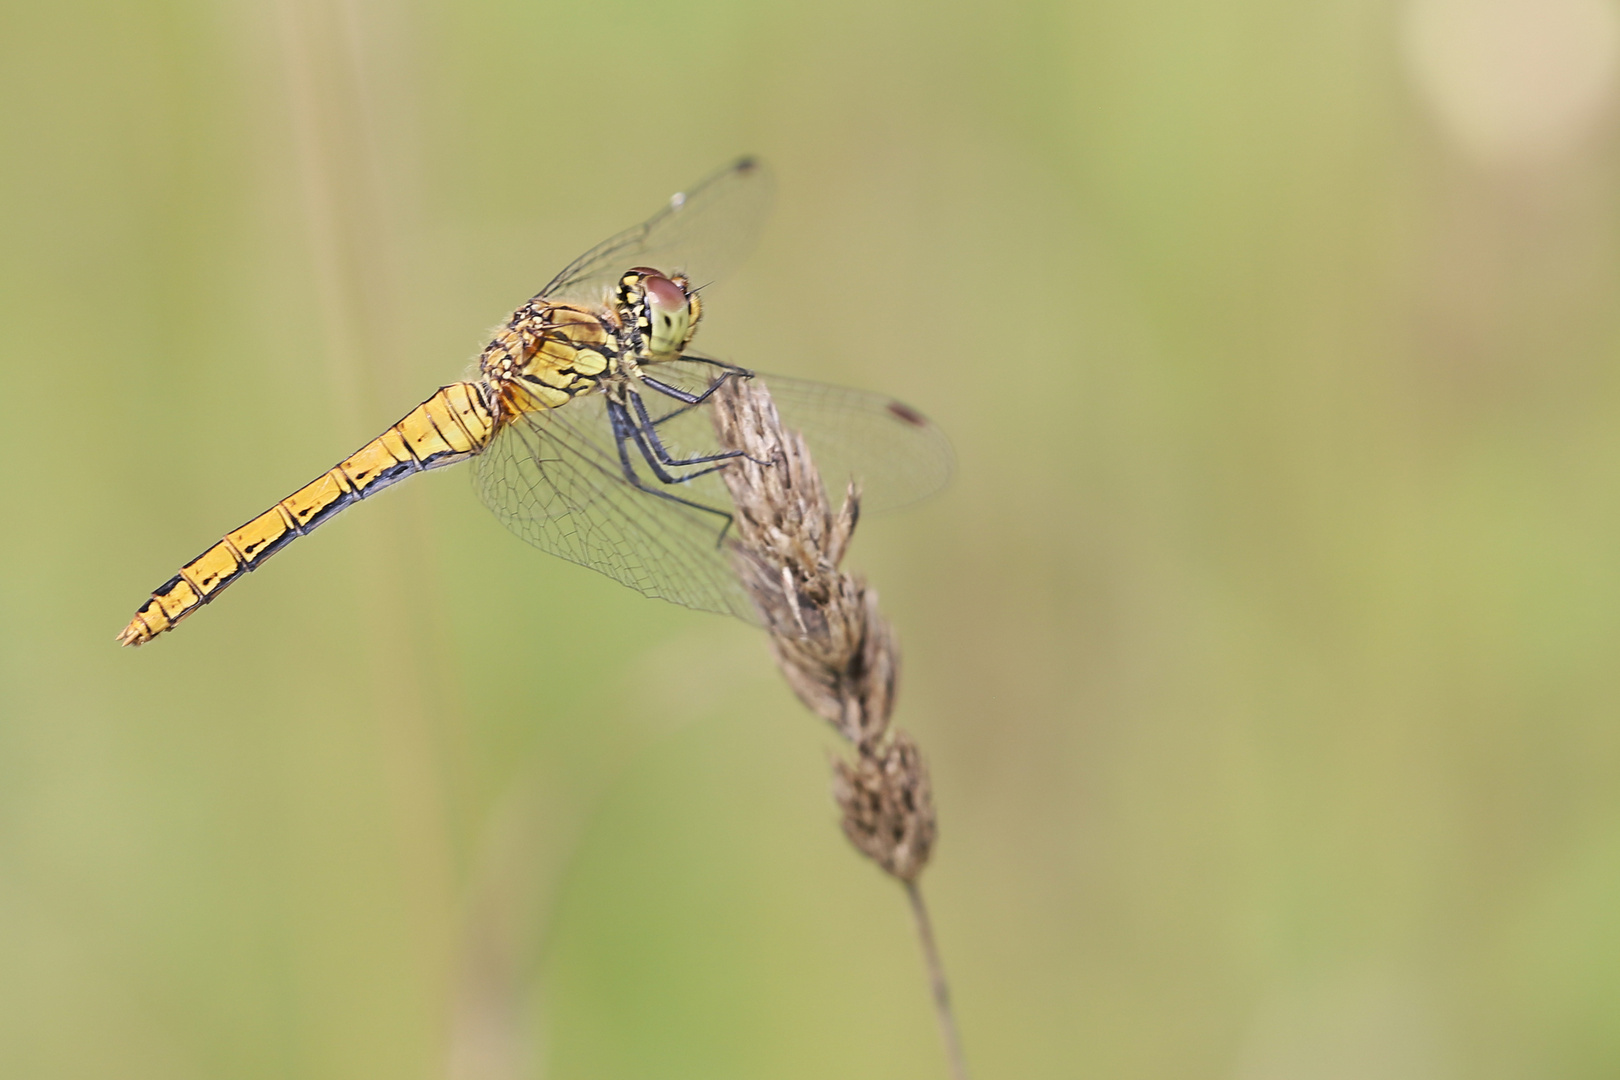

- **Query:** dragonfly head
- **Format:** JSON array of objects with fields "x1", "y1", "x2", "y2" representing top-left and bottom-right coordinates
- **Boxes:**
[{"x1": 618, "y1": 267, "x2": 701, "y2": 360}]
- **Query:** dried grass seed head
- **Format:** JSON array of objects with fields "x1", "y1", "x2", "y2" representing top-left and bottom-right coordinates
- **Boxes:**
[{"x1": 711, "y1": 378, "x2": 897, "y2": 748}]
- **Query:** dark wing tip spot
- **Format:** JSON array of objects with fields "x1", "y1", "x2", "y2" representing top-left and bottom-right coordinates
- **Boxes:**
[
  {"x1": 887, "y1": 400, "x2": 929, "y2": 427},
  {"x1": 735, "y1": 156, "x2": 759, "y2": 173}
]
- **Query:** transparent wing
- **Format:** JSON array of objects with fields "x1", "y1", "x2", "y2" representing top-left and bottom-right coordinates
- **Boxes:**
[
  {"x1": 646, "y1": 359, "x2": 956, "y2": 513},
  {"x1": 472, "y1": 393, "x2": 757, "y2": 621},
  {"x1": 473, "y1": 363, "x2": 952, "y2": 622},
  {"x1": 539, "y1": 159, "x2": 774, "y2": 305},
  {"x1": 762, "y1": 374, "x2": 954, "y2": 512}
]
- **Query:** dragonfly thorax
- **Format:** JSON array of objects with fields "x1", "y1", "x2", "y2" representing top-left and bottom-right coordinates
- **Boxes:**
[{"x1": 616, "y1": 267, "x2": 701, "y2": 361}]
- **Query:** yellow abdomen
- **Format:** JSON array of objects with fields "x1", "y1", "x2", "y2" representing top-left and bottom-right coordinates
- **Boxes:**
[{"x1": 117, "y1": 381, "x2": 496, "y2": 646}]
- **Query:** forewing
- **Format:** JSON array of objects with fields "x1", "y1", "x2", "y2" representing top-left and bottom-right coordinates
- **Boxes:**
[
  {"x1": 763, "y1": 374, "x2": 955, "y2": 512},
  {"x1": 473, "y1": 395, "x2": 756, "y2": 621},
  {"x1": 540, "y1": 159, "x2": 773, "y2": 305},
  {"x1": 647, "y1": 359, "x2": 956, "y2": 513}
]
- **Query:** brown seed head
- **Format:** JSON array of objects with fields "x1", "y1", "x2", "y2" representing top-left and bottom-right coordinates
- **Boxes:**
[
  {"x1": 710, "y1": 377, "x2": 897, "y2": 749},
  {"x1": 831, "y1": 730, "x2": 937, "y2": 882},
  {"x1": 709, "y1": 374, "x2": 958, "y2": 1074},
  {"x1": 710, "y1": 376, "x2": 935, "y2": 880}
]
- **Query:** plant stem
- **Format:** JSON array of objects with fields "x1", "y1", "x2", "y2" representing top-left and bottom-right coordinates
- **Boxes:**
[{"x1": 905, "y1": 879, "x2": 969, "y2": 1080}]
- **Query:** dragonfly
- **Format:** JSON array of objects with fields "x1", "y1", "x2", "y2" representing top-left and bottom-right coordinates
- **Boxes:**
[{"x1": 118, "y1": 159, "x2": 952, "y2": 646}]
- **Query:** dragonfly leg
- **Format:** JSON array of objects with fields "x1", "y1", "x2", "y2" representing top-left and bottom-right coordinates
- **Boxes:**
[
  {"x1": 608, "y1": 397, "x2": 728, "y2": 488},
  {"x1": 626, "y1": 388, "x2": 754, "y2": 471},
  {"x1": 605, "y1": 398, "x2": 737, "y2": 539},
  {"x1": 641, "y1": 363, "x2": 752, "y2": 426}
]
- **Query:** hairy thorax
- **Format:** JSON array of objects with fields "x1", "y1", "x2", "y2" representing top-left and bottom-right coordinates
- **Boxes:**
[{"x1": 481, "y1": 300, "x2": 623, "y2": 416}]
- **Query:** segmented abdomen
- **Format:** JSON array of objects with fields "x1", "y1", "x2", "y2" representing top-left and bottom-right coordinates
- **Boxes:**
[{"x1": 117, "y1": 381, "x2": 496, "y2": 646}]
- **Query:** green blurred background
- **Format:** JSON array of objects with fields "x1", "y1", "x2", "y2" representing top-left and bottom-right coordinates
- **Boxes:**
[{"x1": 6, "y1": 0, "x2": 1620, "y2": 1076}]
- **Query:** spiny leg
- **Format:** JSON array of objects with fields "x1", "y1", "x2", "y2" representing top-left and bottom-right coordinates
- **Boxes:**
[
  {"x1": 627, "y1": 388, "x2": 752, "y2": 471},
  {"x1": 642, "y1": 362, "x2": 751, "y2": 426},
  {"x1": 612, "y1": 397, "x2": 733, "y2": 485},
  {"x1": 605, "y1": 398, "x2": 736, "y2": 537}
]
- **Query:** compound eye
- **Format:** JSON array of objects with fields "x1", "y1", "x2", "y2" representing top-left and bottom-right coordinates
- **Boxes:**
[
  {"x1": 638, "y1": 272, "x2": 695, "y2": 357},
  {"x1": 641, "y1": 273, "x2": 688, "y2": 313}
]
